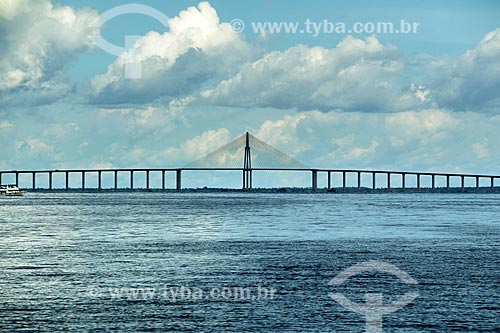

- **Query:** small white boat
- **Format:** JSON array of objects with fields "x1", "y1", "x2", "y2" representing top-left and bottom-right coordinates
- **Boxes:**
[{"x1": 0, "y1": 184, "x2": 25, "y2": 196}]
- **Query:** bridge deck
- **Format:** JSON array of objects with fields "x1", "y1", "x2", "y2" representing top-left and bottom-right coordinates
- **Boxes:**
[{"x1": 0, "y1": 168, "x2": 499, "y2": 193}]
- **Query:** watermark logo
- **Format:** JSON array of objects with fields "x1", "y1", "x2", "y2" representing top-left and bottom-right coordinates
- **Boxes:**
[
  {"x1": 230, "y1": 19, "x2": 246, "y2": 34},
  {"x1": 328, "y1": 261, "x2": 419, "y2": 333},
  {"x1": 230, "y1": 19, "x2": 420, "y2": 36},
  {"x1": 85, "y1": 285, "x2": 277, "y2": 302},
  {"x1": 90, "y1": 4, "x2": 170, "y2": 79}
]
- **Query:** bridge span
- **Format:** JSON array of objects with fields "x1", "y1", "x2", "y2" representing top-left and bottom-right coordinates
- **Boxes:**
[
  {"x1": 0, "y1": 167, "x2": 499, "y2": 193},
  {"x1": 2, "y1": 133, "x2": 498, "y2": 193}
]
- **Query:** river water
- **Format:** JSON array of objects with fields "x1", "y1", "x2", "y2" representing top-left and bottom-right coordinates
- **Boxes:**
[{"x1": 0, "y1": 193, "x2": 498, "y2": 332}]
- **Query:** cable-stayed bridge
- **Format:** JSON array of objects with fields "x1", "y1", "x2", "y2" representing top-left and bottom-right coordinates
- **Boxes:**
[{"x1": 1, "y1": 132, "x2": 499, "y2": 192}]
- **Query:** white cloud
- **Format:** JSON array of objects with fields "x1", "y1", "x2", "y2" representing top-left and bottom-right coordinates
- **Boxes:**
[
  {"x1": 1, "y1": 1, "x2": 500, "y2": 178},
  {"x1": 2, "y1": 102, "x2": 500, "y2": 176},
  {"x1": 0, "y1": 69, "x2": 24, "y2": 91},
  {"x1": 243, "y1": 108, "x2": 494, "y2": 173},
  {"x1": 96, "y1": 99, "x2": 189, "y2": 142},
  {"x1": 90, "y1": 162, "x2": 114, "y2": 169},
  {"x1": 0, "y1": 0, "x2": 99, "y2": 102},
  {"x1": 430, "y1": 28, "x2": 500, "y2": 113},
  {"x1": 202, "y1": 35, "x2": 422, "y2": 112},
  {"x1": 255, "y1": 113, "x2": 311, "y2": 155},
  {"x1": 342, "y1": 139, "x2": 380, "y2": 161},
  {"x1": 472, "y1": 141, "x2": 488, "y2": 159},
  {"x1": 162, "y1": 128, "x2": 232, "y2": 163},
  {"x1": 14, "y1": 137, "x2": 58, "y2": 159},
  {"x1": 91, "y1": 2, "x2": 252, "y2": 105},
  {"x1": 385, "y1": 109, "x2": 461, "y2": 147},
  {"x1": 0, "y1": 120, "x2": 14, "y2": 129}
]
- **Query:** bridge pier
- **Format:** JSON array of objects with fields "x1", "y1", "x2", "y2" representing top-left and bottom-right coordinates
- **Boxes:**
[
  {"x1": 32, "y1": 172, "x2": 36, "y2": 191},
  {"x1": 311, "y1": 170, "x2": 318, "y2": 192},
  {"x1": 372, "y1": 172, "x2": 376, "y2": 191},
  {"x1": 476, "y1": 176, "x2": 479, "y2": 192},
  {"x1": 176, "y1": 169, "x2": 182, "y2": 192},
  {"x1": 49, "y1": 171, "x2": 53, "y2": 190},
  {"x1": 387, "y1": 173, "x2": 391, "y2": 192},
  {"x1": 432, "y1": 175, "x2": 435, "y2": 190},
  {"x1": 327, "y1": 171, "x2": 331, "y2": 190},
  {"x1": 249, "y1": 170, "x2": 252, "y2": 190},
  {"x1": 114, "y1": 171, "x2": 118, "y2": 191},
  {"x1": 82, "y1": 172, "x2": 86, "y2": 192},
  {"x1": 162, "y1": 170, "x2": 166, "y2": 191},
  {"x1": 130, "y1": 170, "x2": 134, "y2": 191},
  {"x1": 15, "y1": 172, "x2": 19, "y2": 187},
  {"x1": 146, "y1": 170, "x2": 150, "y2": 191},
  {"x1": 417, "y1": 174, "x2": 421, "y2": 192},
  {"x1": 357, "y1": 172, "x2": 361, "y2": 192},
  {"x1": 342, "y1": 172, "x2": 346, "y2": 191},
  {"x1": 446, "y1": 175, "x2": 450, "y2": 192},
  {"x1": 98, "y1": 171, "x2": 102, "y2": 191},
  {"x1": 66, "y1": 172, "x2": 69, "y2": 191},
  {"x1": 461, "y1": 176, "x2": 465, "y2": 192},
  {"x1": 491, "y1": 177, "x2": 495, "y2": 191},
  {"x1": 402, "y1": 173, "x2": 406, "y2": 191}
]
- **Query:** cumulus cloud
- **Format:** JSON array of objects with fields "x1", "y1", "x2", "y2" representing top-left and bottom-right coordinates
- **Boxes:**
[
  {"x1": 2, "y1": 101, "x2": 500, "y2": 176},
  {"x1": 250, "y1": 110, "x2": 378, "y2": 166},
  {"x1": 255, "y1": 114, "x2": 311, "y2": 155},
  {"x1": 385, "y1": 109, "x2": 461, "y2": 147},
  {"x1": 160, "y1": 128, "x2": 232, "y2": 164},
  {"x1": 472, "y1": 141, "x2": 488, "y2": 159},
  {"x1": 91, "y1": 2, "x2": 252, "y2": 105},
  {"x1": 246, "y1": 108, "x2": 490, "y2": 173},
  {"x1": 202, "y1": 35, "x2": 424, "y2": 112},
  {"x1": 0, "y1": 0, "x2": 99, "y2": 104},
  {"x1": 430, "y1": 28, "x2": 500, "y2": 113},
  {"x1": 97, "y1": 98, "x2": 189, "y2": 138},
  {"x1": 13, "y1": 137, "x2": 61, "y2": 162}
]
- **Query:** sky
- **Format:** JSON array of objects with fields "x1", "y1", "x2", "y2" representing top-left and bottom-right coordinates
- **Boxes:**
[{"x1": 1, "y1": 0, "x2": 500, "y2": 187}]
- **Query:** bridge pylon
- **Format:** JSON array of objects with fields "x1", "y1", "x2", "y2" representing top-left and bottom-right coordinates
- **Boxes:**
[{"x1": 243, "y1": 132, "x2": 252, "y2": 191}]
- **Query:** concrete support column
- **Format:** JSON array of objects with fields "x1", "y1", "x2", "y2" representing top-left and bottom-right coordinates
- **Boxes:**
[
  {"x1": 49, "y1": 172, "x2": 53, "y2": 190},
  {"x1": 114, "y1": 171, "x2": 118, "y2": 191},
  {"x1": 357, "y1": 172, "x2": 361, "y2": 192},
  {"x1": 491, "y1": 177, "x2": 495, "y2": 191},
  {"x1": 417, "y1": 174, "x2": 421, "y2": 192},
  {"x1": 327, "y1": 172, "x2": 331, "y2": 190},
  {"x1": 98, "y1": 171, "x2": 102, "y2": 191},
  {"x1": 476, "y1": 176, "x2": 479, "y2": 192},
  {"x1": 312, "y1": 170, "x2": 318, "y2": 192},
  {"x1": 249, "y1": 170, "x2": 252, "y2": 191},
  {"x1": 32, "y1": 172, "x2": 36, "y2": 191},
  {"x1": 82, "y1": 172, "x2": 86, "y2": 192},
  {"x1": 372, "y1": 172, "x2": 376, "y2": 191},
  {"x1": 146, "y1": 170, "x2": 150, "y2": 191},
  {"x1": 402, "y1": 173, "x2": 406, "y2": 191},
  {"x1": 176, "y1": 169, "x2": 182, "y2": 192},
  {"x1": 461, "y1": 176, "x2": 465, "y2": 192},
  {"x1": 162, "y1": 171, "x2": 166, "y2": 191},
  {"x1": 342, "y1": 172, "x2": 346, "y2": 190},
  {"x1": 130, "y1": 171, "x2": 134, "y2": 191},
  {"x1": 432, "y1": 175, "x2": 435, "y2": 191},
  {"x1": 446, "y1": 175, "x2": 450, "y2": 192},
  {"x1": 15, "y1": 172, "x2": 19, "y2": 187},
  {"x1": 66, "y1": 172, "x2": 69, "y2": 191},
  {"x1": 387, "y1": 173, "x2": 391, "y2": 191}
]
